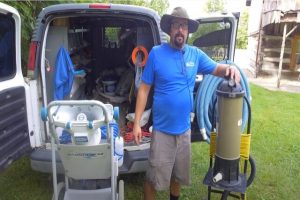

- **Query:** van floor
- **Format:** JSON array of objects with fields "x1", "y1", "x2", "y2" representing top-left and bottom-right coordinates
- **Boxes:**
[{"x1": 92, "y1": 91, "x2": 151, "y2": 146}]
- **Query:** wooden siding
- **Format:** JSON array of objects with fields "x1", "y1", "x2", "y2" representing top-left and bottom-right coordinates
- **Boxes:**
[
  {"x1": 262, "y1": 0, "x2": 300, "y2": 27},
  {"x1": 248, "y1": 0, "x2": 300, "y2": 76}
]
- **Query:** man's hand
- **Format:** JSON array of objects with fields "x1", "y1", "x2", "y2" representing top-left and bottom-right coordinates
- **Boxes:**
[
  {"x1": 133, "y1": 124, "x2": 142, "y2": 145},
  {"x1": 225, "y1": 65, "x2": 241, "y2": 84},
  {"x1": 213, "y1": 63, "x2": 241, "y2": 84}
]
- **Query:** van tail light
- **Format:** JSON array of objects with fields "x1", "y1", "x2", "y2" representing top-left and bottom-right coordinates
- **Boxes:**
[
  {"x1": 27, "y1": 42, "x2": 37, "y2": 71},
  {"x1": 89, "y1": 3, "x2": 111, "y2": 9}
]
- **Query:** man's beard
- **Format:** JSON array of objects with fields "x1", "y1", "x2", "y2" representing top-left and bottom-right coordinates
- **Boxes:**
[{"x1": 173, "y1": 33, "x2": 185, "y2": 48}]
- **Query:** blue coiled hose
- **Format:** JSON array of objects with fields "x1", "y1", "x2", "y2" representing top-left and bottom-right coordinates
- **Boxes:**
[
  {"x1": 101, "y1": 123, "x2": 123, "y2": 161},
  {"x1": 195, "y1": 60, "x2": 251, "y2": 143},
  {"x1": 100, "y1": 122, "x2": 119, "y2": 139}
]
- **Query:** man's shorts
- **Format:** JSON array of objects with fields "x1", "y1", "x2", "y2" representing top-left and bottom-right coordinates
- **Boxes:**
[{"x1": 146, "y1": 129, "x2": 191, "y2": 191}]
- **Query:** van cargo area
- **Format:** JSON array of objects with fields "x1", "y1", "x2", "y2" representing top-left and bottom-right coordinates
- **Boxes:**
[
  {"x1": 30, "y1": 4, "x2": 165, "y2": 175},
  {"x1": 45, "y1": 16, "x2": 154, "y2": 130}
]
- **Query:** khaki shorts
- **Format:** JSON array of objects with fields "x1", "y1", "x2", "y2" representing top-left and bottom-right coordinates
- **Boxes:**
[{"x1": 146, "y1": 129, "x2": 191, "y2": 191}]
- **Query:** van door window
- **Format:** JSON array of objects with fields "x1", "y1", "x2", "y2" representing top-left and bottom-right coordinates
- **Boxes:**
[
  {"x1": 190, "y1": 20, "x2": 232, "y2": 61},
  {"x1": 104, "y1": 27, "x2": 121, "y2": 48},
  {"x1": 0, "y1": 14, "x2": 15, "y2": 79}
]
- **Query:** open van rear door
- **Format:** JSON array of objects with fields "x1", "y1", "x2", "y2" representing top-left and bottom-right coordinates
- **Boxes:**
[
  {"x1": 0, "y1": 3, "x2": 31, "y2": 171},
  {"x1": 191, "y1": 12, "x2": 239, "y2": 61}
]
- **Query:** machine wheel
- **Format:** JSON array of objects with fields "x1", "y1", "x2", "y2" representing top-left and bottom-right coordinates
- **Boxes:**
[
  {"x1": 118, "y1": 180, "x2": 124, "y2": 200},
  {"x1": 52, "y1": 182, "x2": 65, "y2": 200}
]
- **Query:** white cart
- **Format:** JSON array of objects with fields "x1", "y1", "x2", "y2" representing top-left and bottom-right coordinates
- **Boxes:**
[{"x1": 42, "y1": 100, "x2": 124, "y2": 200}]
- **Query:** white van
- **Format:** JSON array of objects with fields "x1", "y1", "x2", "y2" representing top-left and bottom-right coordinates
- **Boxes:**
[{"x1": 0, "y1": 2, "x2": 238, "y2": 174}]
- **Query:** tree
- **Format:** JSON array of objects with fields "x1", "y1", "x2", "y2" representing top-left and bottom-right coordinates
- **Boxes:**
[
  {"x1": 2, "y1": 0, "x2": 63, "y2": 74},
  {"x1": 149, "y1": 0, "x2": 169, "y2": 16},
  {"x1": 236, "y1": 10, "x2": 249, "y2": 49},
  {"x1": 204, "y1": 0, "x2": 224, "y2": 13},
  {"x1": 100, "y1": 0, "x2": 169, "y2": 16}
]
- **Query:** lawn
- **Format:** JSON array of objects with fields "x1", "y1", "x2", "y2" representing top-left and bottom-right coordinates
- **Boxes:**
[{"x1": 0, "y1": 84, "x2": 300, "y2": 200}]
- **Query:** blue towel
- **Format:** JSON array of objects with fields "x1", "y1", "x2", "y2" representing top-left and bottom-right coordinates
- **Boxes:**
[{"x1": 54, "y1": 46, "x2": 74, "y2": 100}]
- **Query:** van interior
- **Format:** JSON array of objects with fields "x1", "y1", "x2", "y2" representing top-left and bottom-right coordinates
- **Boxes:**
[{"x1": 44, "y1": 16, "x2": 155, "y2": 146}]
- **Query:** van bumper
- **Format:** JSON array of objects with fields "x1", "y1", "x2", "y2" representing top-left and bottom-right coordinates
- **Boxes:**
[{"x1": 30, "y1": 148, "x2": 149, "y2": 175}]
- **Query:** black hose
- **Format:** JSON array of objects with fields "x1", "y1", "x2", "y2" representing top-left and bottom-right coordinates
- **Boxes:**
[{"x1": 247, "y1": 155, "x2": 256, "y2": 187}]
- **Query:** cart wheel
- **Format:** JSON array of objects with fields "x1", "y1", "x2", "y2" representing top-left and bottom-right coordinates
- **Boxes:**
[
  {"x1": 52, "y1": 182, "x2": 65, "y2": 200},
  {"x1": 118, "y1": 180, "x2": 124, "y2": 200}
]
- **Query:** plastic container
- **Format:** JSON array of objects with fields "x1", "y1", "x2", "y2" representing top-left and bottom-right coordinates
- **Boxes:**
[
  {"x1": 73, "y1": 112, "x2": 101, "y2": 145},
  {"x1": 114, "y1": 136, "x2": 124, "y2": 167},
  {"x1": 102, "y1": 80, "x2": 117, "y2": 96}
]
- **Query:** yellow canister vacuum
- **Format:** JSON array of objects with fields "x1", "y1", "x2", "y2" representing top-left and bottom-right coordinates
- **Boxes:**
[{"x1": 203, "y1": 78, "x2": 256, "y2": 200}]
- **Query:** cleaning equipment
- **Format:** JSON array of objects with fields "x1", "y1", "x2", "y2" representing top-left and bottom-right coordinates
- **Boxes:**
[
  {"x1": 114, "y1": 136, "x2": 124, "y2": 167},
  {"x1": 203, "y1": 78, "x2": 256, "y2": 200},
  {"x1": 73, "y1": 112, "x2": 101, "y2": 145},
  {"x1": 41, "y1": 100, "x2": 124, "y2": 200},
  {"x1": 195, "y1": 61, "x2": 251, "y2": 142},
  {"x1": 131, "y1": 45, "x2": 148, "y2": 91},
  {"x1": 102, "y1": 80, "x2": 117, "y2": 96},
  {"x1": 100, "y1": 123, "x2": 124, "y2": 167}
]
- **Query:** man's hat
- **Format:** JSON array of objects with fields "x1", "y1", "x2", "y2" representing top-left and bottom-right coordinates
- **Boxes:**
[{"x1": 160, "y1": 7, "x2": 199, "y2": 34}]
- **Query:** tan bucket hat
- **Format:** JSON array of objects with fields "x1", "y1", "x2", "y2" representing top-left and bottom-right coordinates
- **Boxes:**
[{"x1": 160, "y1": 7, "x2": 199, "y2": 34}]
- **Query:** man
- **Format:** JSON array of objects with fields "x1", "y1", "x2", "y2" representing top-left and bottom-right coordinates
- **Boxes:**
[{"x1": 133, "y1": 7, "x2": 240, "y2": 200}]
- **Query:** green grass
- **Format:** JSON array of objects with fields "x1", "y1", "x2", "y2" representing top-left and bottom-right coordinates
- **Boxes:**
[
  {"x1": 1, "y1": 84, "x2": 300, "y2": 200},
  {"x1": 0, "y1": 156, "x2": 52, "y2": 200}
]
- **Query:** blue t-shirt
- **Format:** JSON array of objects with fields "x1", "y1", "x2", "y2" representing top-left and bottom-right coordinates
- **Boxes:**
[{"x1": 142, "y1": 43, "x2": 217, "y2": 135}]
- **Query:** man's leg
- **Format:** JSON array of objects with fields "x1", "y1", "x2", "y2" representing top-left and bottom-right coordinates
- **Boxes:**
[
  {"x1": 170, "y1": 130, "x2": 191, "y2": 200},
  {"x1": 144, "y1": 181, "x2": 156, "y2": 200},
  {"x1": 170, "y1": 179, "x2": 181, "y2": 199},
  {"x1": 145, "y1": 130, "x2": 178, "y2": 200}
]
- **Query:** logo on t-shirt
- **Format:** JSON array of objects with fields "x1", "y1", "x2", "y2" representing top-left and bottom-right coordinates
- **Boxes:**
[{"x1": 186, "y1": 61, "x2": 195, "y2": 67}]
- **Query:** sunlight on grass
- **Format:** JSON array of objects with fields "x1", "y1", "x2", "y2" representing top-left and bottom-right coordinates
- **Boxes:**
[{"x1": 0, "y1": 84, "x2": 299, "y2": 200}]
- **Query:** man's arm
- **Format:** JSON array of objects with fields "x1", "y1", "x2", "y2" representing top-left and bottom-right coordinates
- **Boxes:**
[
  {"x1": 133, "y1": 82, "x2": 151, "y2": 145},
  {"x1": 212, "y1": 63, "x2": 241, "y2": 83}
]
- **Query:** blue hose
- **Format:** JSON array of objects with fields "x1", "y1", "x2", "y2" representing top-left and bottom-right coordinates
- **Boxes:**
[
  {"x1": 100, "y1": 122, "x2": 119, "y2": 139},
  {"x1": 195, "y1": 60, "x2": 251, "y2": 143}
]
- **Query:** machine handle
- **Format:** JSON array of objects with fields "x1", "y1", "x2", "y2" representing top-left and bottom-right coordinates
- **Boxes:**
[
  {"x1": 47, "y1": 100, "x2": 111, "y2": 123},
  {"x1": 53, "y1": 120, "x2": 105, "y2": 131},
  {"x1": 228, "y1": 78, "x2": 236, "y2": 87},
  {"x1": 46, "y1": 100, "x2": 113, "y2": 142},
  {"x1": 224, "y1": 74, "x2": 236, "y2": 88}
]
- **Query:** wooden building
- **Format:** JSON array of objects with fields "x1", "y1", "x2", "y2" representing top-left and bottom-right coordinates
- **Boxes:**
[{"x1": 247, "y1": 0, "x2": 300, "y2": 87}]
